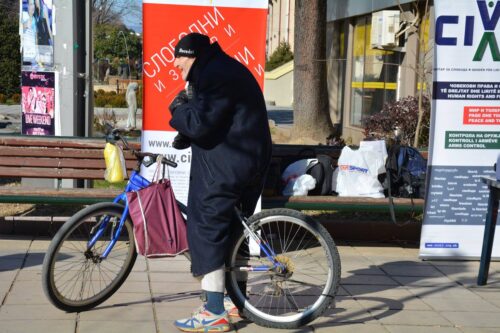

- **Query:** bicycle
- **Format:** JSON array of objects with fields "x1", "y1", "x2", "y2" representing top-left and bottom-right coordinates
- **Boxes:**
[{"x1": 41, "y1": 127, "x2": 341, "y2": 329}]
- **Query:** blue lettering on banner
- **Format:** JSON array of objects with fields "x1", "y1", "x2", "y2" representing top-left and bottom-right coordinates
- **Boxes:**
[
  {"x1": 435, "y1": 1, "x2": 500, "y2": 61},
  {"x1": 425, "y1": 243, "x2": 459, "y2": 248}
]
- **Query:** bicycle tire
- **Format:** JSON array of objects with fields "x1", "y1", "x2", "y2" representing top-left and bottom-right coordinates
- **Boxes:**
[
  {"x1": 42, "y1": 202, "x2": 137, "y2": 312},
  {"x1": 225, "y1": 208, "x2": 340, "y2": 329}
]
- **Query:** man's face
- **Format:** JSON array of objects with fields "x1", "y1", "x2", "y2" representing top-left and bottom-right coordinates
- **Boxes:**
[{"x1": 173, "y1": 56, "x2": 195, "y2": 81}]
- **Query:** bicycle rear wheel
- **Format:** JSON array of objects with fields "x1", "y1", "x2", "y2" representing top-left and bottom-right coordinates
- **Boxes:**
[
  {"x1": 42, "y1": 203, "x2": 137, "y2": 312},
  {"x1": 225, "y1": 208, "x2": 340, "y2": 329}
]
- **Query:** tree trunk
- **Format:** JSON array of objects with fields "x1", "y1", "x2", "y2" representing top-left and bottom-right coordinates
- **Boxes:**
[{"x1": 293, "y1": 0, "x2": 333, "y2": 144}]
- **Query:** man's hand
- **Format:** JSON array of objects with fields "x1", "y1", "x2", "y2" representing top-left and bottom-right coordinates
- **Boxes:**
[{"x1": 169, "y1": 90, "x2": 189, "y2": 114}]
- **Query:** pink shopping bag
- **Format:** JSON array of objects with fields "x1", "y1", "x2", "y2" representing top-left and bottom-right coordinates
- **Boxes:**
[{"x1": 126, "y1": 179, "x2": 189, "y2": 257}]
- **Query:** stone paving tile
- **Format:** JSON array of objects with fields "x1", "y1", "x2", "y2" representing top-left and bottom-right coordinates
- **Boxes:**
[
  {"x1": 343, "y1": 284, "x2": 418, "y2": 298},
  {"x1": 371, "y1": 309, "x2": 453, "y2": 326},
  {"x1": 391, "y1": 275, "x2": 458, "y2": 287},
  {"x1": 99, "y1": 292, "x2": 152, "y2": 308},
  {"x1": 0, "y1": 320, "x2": 75, "y2": 333},
  {"x1": 155, "y1": 302, "x2": 206, "y2": 320},
  {"x1": 380, "y1": 264, "x2": 446, "y2": 277},
  {"x1": 312, "y1": 302, "x2": 378, "y2": 325},
  {"x1": 78, "y1": 320, "x2": 157, "y2": 333},
  {"x1": 150, "y1": 280, "x2": 200, "y2": 294},
  {"x1": 4, "y1": 280, "x2": 49, "y2": 305},
  {"x1": 118, "y1": 280, "x2": 151, "y2": 293},
  {"x1": 13, "y1": 269, "x2": 41, "y2": 281},
  {"x1": 356, "y1": 294, "x2": 432, "y2": 311},
  {"x1": 471, "y1": 287, "x2": 500, "y2": 300},
  {"x1": 79, "y1": 303, "x2": 155, "y2": 321},
  {"x1": 439, "y1": 311, "x2": 500, "y2": 328},
  {"x1": 147, "y1": 258, "x2": 191, "y2": 272},
  {"x1": 365, "y1": 257, "x2": 423, "y2": 266},
  {"x1": 0, "y1": 259, "x2": 25, "y2": 272},
  {"x1": 352, "y1": 245, "x2": 417, "y2": 257},
  {"x1": 149, "y1": 271, "x2": 198, "y2": 283},
  {"x1": 405, "y1": 286, "x2": 485, "y2": 300},
  {"x1": 459, "y1": 328, "x2": 500, "y2": 333},
  {"x1": 341, "y1": 264, "x2": 386, "y2": 277},
  {"x1": 314, "y1": 323, "x2": 390, "y2": 333},
  {"x1": 341, "y1": 274, "x2": 399, "y2": 286},
  {"x1": 154, "y1": 294, "x2": 202, "y2": 310},
  {"x1": 384, "y1": 325, "x2": 463, "y2": 333},
  {"x1": 123, "y1": 271, "x2": 149, "y2": 282},
  {"x1": 28, "y1": 238, "x2": 51, "y2": 251},
  {"x1": 233, "y1": 321, "x2": 314, "y2": 332},
  {"x1": 0, "y1": 304, "x2": 77, "y2": 320},
  {"x1": 420, "y1": 296, "x2": 500, "y2": 312}
]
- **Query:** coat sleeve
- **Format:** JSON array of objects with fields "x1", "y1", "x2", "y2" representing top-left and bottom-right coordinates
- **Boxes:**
[{"x1": 169, "y1": 76, "x2": 234, "y2": 142}]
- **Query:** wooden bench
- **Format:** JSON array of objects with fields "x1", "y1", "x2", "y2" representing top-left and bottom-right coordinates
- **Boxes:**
[
  {"x1": 0, "y1": 135, "x2": 140, "y2": 204},
  {"x1": 0, "y1": 137, "x2": 425, "y2": 213},
  {"x1": 262, "y1": 144, "x2": 426, "y2": 212}
]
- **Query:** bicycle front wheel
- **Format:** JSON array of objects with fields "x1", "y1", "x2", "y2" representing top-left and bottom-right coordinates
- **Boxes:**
[
  {"x1": 42, "y1": 202, "x2": 137, "y2": 312},
  {"x1": 225, "y1": 208, "x2": 341, "y2": 329}
]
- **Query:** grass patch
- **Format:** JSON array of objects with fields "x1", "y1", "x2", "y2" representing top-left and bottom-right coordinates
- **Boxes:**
[{"x1": 93, "y1": 180, "x2": 127, "y2": 190}]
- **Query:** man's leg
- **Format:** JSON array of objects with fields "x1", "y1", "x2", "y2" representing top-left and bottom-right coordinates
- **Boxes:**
[{"x1": 201, "y1": 267, "x2": 225, "y2": 315}]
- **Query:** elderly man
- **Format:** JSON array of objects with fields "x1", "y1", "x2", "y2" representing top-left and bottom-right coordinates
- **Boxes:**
[{"x1": 168, "y1": 33, "x2": 272, "y2": 332}]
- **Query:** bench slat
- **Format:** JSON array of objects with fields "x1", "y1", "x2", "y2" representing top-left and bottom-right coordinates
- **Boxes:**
[
  {"x1": 0, "y1": 136, "x2": 140, "y2": 150},
  {"x1": 285, "y1": 195, "x2": 424, "y2": 212},
  {"x1": 0, "y1": 157, "x2": 136, "y2": 170},
  {"x1": 0, "y1": 146, "x2": 137, "y2": 160},
  {"x1": 0, "y1": 166, "x2": 112, "y2": 179},
  {"x1": 0, "y1": 187, "x2": 122, "y2": 204}
]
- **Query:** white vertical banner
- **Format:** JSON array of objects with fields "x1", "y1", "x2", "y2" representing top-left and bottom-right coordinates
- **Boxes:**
[
  {"x1": 419, "y1": 0, "x2": 500, "y2": 259},
  {"x1": 142, "y1": 0, "x2": 268, "y2": 204}
]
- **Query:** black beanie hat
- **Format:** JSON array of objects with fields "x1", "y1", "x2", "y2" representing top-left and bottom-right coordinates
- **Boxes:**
[{"x1": 174, "y1": 33, "x2": 211, "y2": 58}]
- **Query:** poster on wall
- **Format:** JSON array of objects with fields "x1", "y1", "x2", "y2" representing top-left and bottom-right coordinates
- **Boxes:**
[
  {"x1": 419, "y1": 0, "x2": 500, "y2": 259},
  {"x1": 20, "y1": 0, "x2": 54, "y2": 70},
  {"x1": 142, "y1": 0, "x2": 268, "y2": 203},
  {"x1": 21, "y1": 71, "x2": 55, "y2": 136}
]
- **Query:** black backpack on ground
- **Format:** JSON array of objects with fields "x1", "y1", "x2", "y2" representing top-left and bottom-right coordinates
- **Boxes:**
[
  {"x1": 305, "y1": 154, "x2": 336, "y2": 195},
  {"x1": 385, "y1": 144, "x2": 427, "y2": 224}
]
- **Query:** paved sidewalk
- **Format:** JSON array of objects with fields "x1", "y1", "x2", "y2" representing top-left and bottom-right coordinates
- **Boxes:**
[{"x1": 1, "y1": 235, "x2": 500, "y2": 333}]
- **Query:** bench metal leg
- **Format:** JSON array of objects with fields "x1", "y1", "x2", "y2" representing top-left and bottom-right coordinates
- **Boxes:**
[{"x1": 478, "y1": 188, "x2": 499, "y2": 286}]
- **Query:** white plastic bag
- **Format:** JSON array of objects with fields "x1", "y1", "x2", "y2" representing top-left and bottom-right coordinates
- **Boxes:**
[
  {"x1": 292, "y1": 174, "x2": 316, "y2": 196},
  {"x1": 281, "y1": 159, "x2": 317, "y2": 196},
  {"x1": 359, "y1": 140, "x2": 388, "y2": 174},
  {"x1": 335, "y1": 146, "x2": 385, "y2": 198},
  {"x1": 103, "y1": 142, "x2": 127, "y2": 183}
]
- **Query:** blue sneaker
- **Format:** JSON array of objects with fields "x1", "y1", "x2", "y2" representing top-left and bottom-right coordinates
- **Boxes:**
[{"x1": 174, "y1": 305, "x2": 231, "y2": 332}]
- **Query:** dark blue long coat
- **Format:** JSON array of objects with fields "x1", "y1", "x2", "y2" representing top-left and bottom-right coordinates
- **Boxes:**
[{"x1": 169, "y1": 42, "x2": 272, "y2": 277}]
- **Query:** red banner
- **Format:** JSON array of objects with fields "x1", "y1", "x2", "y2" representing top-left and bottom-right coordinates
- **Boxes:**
[{"x1": 143, "y1": 2, "x2": 268, "y2": 131}]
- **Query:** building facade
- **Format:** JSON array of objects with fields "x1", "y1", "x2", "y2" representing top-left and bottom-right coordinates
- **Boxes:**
[{"x1": 266, "y1": 0, "x2": 434, "y2": 144}]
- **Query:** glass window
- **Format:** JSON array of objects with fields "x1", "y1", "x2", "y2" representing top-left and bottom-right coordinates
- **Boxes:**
[{"x1": 350, "y1": 15, "x2": 401, "y2": 128}]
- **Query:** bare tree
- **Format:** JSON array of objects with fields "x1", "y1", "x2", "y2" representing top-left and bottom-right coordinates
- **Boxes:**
[
  {"x1": 92, "y1": 0, "x2": 139, "y2": 26},
  {"x1": 293, "y1": 0, "x2": 334, "y2": 144},
  {"x1": 397, "y1": 0, "x2": 432, "y2": 147}
]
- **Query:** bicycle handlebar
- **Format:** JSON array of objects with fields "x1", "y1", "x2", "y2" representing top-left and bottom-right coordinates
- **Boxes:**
[{"x1": 104, "y1": 123, "x2": 178, "y2": 169}]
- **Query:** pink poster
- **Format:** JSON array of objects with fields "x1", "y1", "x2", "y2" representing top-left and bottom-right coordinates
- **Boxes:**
[{"x1": 21, "y1": 71, "x2": 55, "y2": 136}]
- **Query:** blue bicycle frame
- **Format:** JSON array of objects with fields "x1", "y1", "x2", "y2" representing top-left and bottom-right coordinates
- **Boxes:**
[
  {"x1": 87, "y1": 170, "x2": 150, "y2": 259},
  {"x1": 87, "y1": 170, "x2": 285, "y2": 272}
]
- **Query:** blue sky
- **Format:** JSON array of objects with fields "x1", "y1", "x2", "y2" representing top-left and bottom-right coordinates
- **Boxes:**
[{"x1": 123, "y1": 0, "x2": 142, "y2": 33}]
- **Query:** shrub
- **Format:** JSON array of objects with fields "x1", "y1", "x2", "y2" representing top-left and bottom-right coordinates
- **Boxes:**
[
  {"x1": 363, "y1": 96, "x2": 431, "y2": 147},
  {"x1": 265, "y1": 42, "x2": 294, "y2": 71},
  {"x1": 0, "y1": 94, "x2": 6, "y2": 104},
  {"x1": 11, "y1": 93, "x2": 20, "y2": 104},
  {"x1": 94, "y1": 90, "x2": 126, "y2": 107}
]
